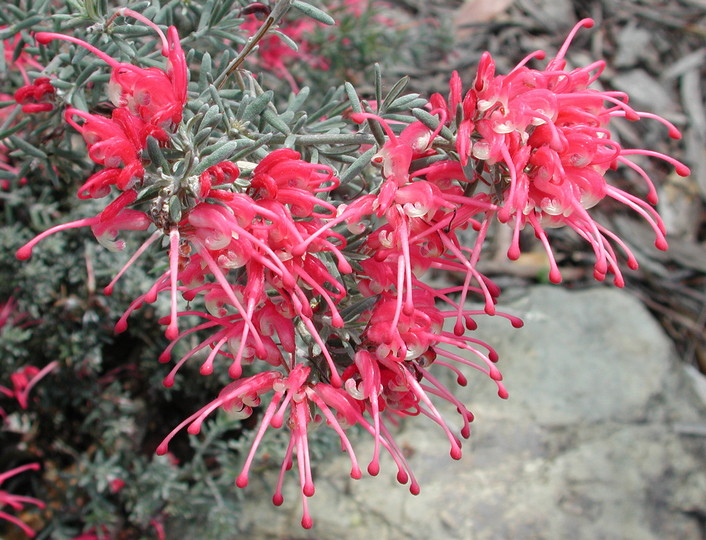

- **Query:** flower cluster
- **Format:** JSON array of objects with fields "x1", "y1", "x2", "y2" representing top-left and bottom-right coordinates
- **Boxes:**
[
  {"x1": 12, "y1": 9, "x2": 689, "y2": 532},
  {"x1": 17, "y1": 9, "x2": 187, "y2": 260},
  {"x1": 0, "y1": 298, "x2": 54, "y2": 536},
  {"x1": 1, "y1": 27, "x2": 55, "y2": 114},
  {"x1": 430, "y1": 19, "x2": 690, "y2": 285},
  {"x1": 0, "y1": 28, "x2": 54, "y2": 190},
  {"x1": 0, "y1": 362, "x2": 57, "y2": 412},
  {"x1": 0, "y1": 463, "x2": 45, "y2": 538}
]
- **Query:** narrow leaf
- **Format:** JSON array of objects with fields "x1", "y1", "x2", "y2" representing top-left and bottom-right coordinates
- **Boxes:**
[
  {"x1": 381, "y1": 77, "x2": 410, "y2": 112},
  {"x1": 241, "y1": 90, "x2": 274, "y2": 123},
  {"x1": 291, "y1": 0, "x2": 335, "y2": 25},
  {"x1": 345, "y1": 82, "x2": 363, "y2": 113},
  {"x1": 339, "y1": 147, "x2": 376, "y2": 185},
  {"x1": 146, "y1": 136, "x2": 171, "y2": 172},
  {"x1": 200, "y1": 104, "x2": 223, "y2": 131},
  {"x1": 9, "y1": 135, "x2": 47, "y2": 159},
  {"x1": 272, "y1": 29, "x2": 299, "y2": 51},
  {"x1": 262, "y1": 109, "x2": 291, "y2": 135},
  {"x1": 193, "y1": 140, "x2": 239, "y2": 175},
  {"x1": 374, "y1": 63, "x2": 383, "y2": 108}
]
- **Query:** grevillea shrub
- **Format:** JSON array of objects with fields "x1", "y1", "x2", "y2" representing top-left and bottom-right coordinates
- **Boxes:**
[{"x1": 0, "y1": 0, "x2": 690, "y2": 535}]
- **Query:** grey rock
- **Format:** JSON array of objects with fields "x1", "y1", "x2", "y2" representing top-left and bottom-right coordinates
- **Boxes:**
[
  {"x1": 610, "y1": 69, "x2": 675, "y2": 113},
  {"x1": 239, "y1": 287, "x2": 706, "y2": 540},
  {"x1": 614, "y1": 23, "x2": 655, "y2": 68},
  {"x1": 514, "y1": 0, "x2": 575, "y2": 31}
]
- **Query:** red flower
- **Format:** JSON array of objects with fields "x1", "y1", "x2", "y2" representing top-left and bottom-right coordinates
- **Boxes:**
[
  {"x1": 432, "y1": 18, "x2": 690, "y2": 285},
  {"x1": 13, "y1": 77, "x2": 55, "y2": 113},
  {"x1": 16, "y1": 189, "x2": 150, "y2": 260},
  {"x1": 0, "y1": 463, "x2": 45, "y2": 538},
  {"x1": 65, "y1": 107, "x2": 153, "y2": 190},
  {"x1": 0, "y1": 363, "x2": 57, "y2": 410},
  {"x1": 35, "y1": 8, "x2": 187, "y2": 128},
  {"x1": 240, "y1": 15, "x2": 327, "y2": 91}
]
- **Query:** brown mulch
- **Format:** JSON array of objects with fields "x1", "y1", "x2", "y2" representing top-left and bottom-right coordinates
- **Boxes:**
[{"x1": 392, "y1": 0, "x2": 706, "y2": 370}]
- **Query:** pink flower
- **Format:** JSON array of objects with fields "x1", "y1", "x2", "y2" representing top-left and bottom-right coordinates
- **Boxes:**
[
  {"x1": 16, "y1": 189, "x2": 150, "y2": 260},
  {"x1": 0, "y1": 297, "x2": 32, "y2": 330},
  {"x1": 1, "y1": 27, "x2": 45, "y2": 84},
  {"x1": 35, "y1": 8, "x2": 187, "y2": 128},
  {"x1": 156, "y1": 196, "x2": 350, "y2": 378},
  {"x1": 0, "y1": 463, "x2": 45, "y2": 538},
  {"x1": 336, "y1": 286, "x2": 516, "y2": 477},
  {"x1": 65, "y1": 107, "x2": 153, "y2": 191},
  {"x1": 0, "y1": 362, "x2": 58, "y2": 410},
  {"x1": 432, "y1": 19, "x2": 690, "y2": 285},
  {"x1": 146, "y1": 148, "x2": 354, "y2": 365},
  {"x1": 13, "y1": 76, "x2": 55, "y2": 113},
  {"x1": 240, "y1": 14, "x2": 328, "y2": 90},
  {"x1": 159, "y1": 358, "x2": 458, "y2": 529},
  {"x1": 348, "y1": 112, "x2": 499, "y2": 319},
  {"x1": 157, "y1": 366, "x2": 326, "y2": 527},
  {"x1": 249, "y1": 148, "x2": 339, "y2": 217}
]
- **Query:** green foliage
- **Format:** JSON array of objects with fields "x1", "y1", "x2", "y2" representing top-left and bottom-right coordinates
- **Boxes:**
[{"x1": 0, "y1": 0, "x2": 455, "y2": 536}]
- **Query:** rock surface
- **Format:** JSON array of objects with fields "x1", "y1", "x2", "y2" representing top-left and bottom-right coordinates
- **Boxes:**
[{"x1": 240, "y1": 286, "x2": 706, "y2": 540}]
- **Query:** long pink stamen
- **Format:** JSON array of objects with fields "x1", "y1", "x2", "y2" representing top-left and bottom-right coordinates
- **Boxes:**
[
  {"x1": 610, "y1": 110, "x2": 683, "y2": 139},
  {"x1": 605, "y1": 186, "x2": 667, "y2": 249},
  {"x1": 549, "y1": 18, "x2": 595, "y2": 68},
  {"x1": 104, "y1": 230, "x2": 161, "y2": 295},
  {"x1": 165, "y1": 228, "x2": 181, "y2": 340},
  {"x1": 162, "y1": 327, "x2": 229, "y2": 386},
  {"x1": 387, "y1": 254, "x2": 407, "y2": 357},
  {"x1": 526, "y1": 212, "x2": 563, "y2": 283},
  {"x1": 377, "y1": 421, "x2": 420, "y2": 493},
  {"x1": 157, "y1": 315, "x2": 223, "y2": 362},
  {"x1": 118, "y1": 8, "x2": 170, "y2": 56},
  {"x1": 619, "y1": 149, "x2": 690, "y2": 177},
  {"x1": 228, "y1": 301, "x2": 258, "y2": 378},
  {"x1": 298, "y1": 316, "x2": 342, "y2": 387},
  {"x1": 35, "y1": 32, "x2": 135, "y2": 71},
  {"x1": 497, "y1": 145, "x2": 521, "y2": 223},
  {"x1": 432, "y1": 336, "x2": 503, "y2": 384},
  {"x1": 15, "y1": 361, "x2": 58, "y2": 409},
  {"x1": 595, "y1": 222, "x2": 639, "y2": 270},
  {"x1": 566, "y1": 203, "x2": 613, "y2": 273},
  {"x1": 440, "y1": 233, "x2": 495, "y2": 315},
  {"x1": 509, "y1": 49, "x2": 547, "y2": 74},
  {"x1": 290, "y1": 195, "x2": 375, "y2": 257},
  {"x1": 307, "y1": 390, "x2": 363, "y2": 479},
  {"x1": 235, "y1": 393, "x2": 282, "y2": 488},
  {"x1": 294, "y1": 402, "x2": 315, "y2": 497},
  {"x1": 0, "y1": 463, "x2": 41, "y2": 484},
  {"x1": 401, "y1": 368, "x2": 462, "y2": 459},
  {"x1": 0, "y1": 511, "x2": 39, "y2": 538},
  {"x1": 418, "y1": 370, "x2": 474, "y2": 437},
  {"x1": 273, "y1": 438, "x2": 294, "y2": 506},
  {"x1": 195, "y1": 242, "x2": 266, "y2": 352},
  {"x1": 434, "y1": 359, "x2": 469, "y2": 386},
  {"x1": 397, "y1": 216, "x2": 415, "y2": 316},
  {"x1": 349, "y1": 111, "x2": 399, "y2": 143},
  {"x1": 16, "y1": 217, "x2": 98, "y2": 260},
  {"x1": 293, "y1": 267, "x2": 344, "y2": 327},
  {"x1": 199, "y1": 332, "x2": 230, "y2": 376}
]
